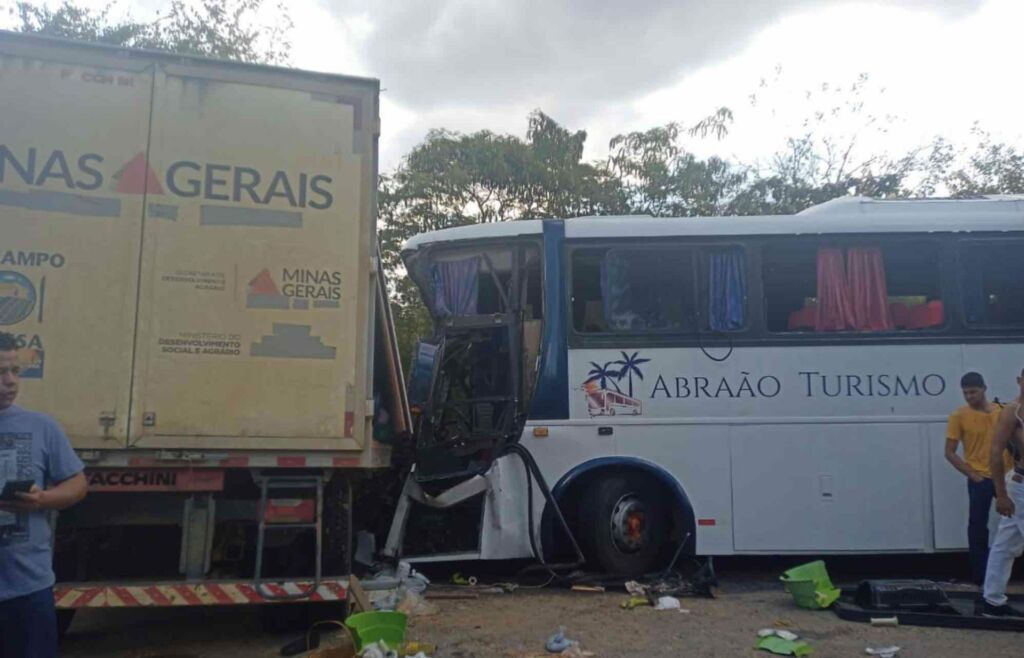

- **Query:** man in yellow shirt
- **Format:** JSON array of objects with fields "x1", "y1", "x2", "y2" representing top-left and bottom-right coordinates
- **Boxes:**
[{"x1": 946, "y1": 372, "x2": 1005, "y2": 585}]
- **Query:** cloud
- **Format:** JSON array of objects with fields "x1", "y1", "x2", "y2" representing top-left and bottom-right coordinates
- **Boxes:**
[{"x1": 328, "y1": 0, "x2": 982, "y2": 114}]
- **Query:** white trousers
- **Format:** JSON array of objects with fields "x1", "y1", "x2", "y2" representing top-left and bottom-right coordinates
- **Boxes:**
[{"x1": 983, "y1": 474, "x2": 1024, "y2": 606}]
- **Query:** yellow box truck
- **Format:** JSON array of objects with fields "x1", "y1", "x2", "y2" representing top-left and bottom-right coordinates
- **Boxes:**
[{"x1": 0, "y1": 30, "x2": 407, "y2": 625}]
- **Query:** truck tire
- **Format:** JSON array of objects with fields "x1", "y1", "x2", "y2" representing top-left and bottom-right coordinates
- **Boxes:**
[
  {"x1": 580, "y1": 474, "x2": 668, "y2": 576},
  {"x1": 56, "y1": 609, "x2": 75, "y2": 640}
]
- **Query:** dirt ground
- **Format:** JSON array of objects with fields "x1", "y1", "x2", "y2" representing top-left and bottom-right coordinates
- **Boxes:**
[{"x1": 61, "y1": 559, "x2": 1024, "y2": 658}]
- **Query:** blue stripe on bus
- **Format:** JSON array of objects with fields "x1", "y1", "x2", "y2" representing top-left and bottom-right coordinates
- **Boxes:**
[{"x1": 529, "y1": 220, "x2": 569, "y2": 420}]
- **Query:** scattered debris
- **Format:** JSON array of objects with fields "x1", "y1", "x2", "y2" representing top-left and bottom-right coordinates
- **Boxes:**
[
  {"x1": 397, "y1": 591, "x2": 439, "y2": 617},
  {"x1": 780, "y1": 561, "x2": 840, "y2": 610},
  {"x1": 571, "y1": 585, "x2": 606, "y2": 593},
  {"x1": 400, "y1": 642, "x2": 437, "y2": 656},
  {"x1": 865, "y1": 647, "x2": 900, "y2": 658},
  {"x1": 756, "y1": 635, "x2": 813, "y2": 657},
  {"x1": 545, "y1": 627, "x2": 579, "y2": 653},
  {"x1": 557, "y1": 647, "x2": 595, "y2": 657},
  {"x1": 349, "y1": 575, "x2": 372, "y2": 614},
  {"x1": 654, "y1": 596, "x2": 682, "y2": 611},
  {"x1": 620, "y1": 596, "x2": 651, "y2": 610},
  {"x1": 359, "y1": 641, "x2": 399, "y2": 658},
  {"x1": 869, "y1": 617, "x2": 899, "y2": 627},
  {"x1": 758, "y1": 629, "x2": 799, "y2": 642},
  {"x1": 625, "y1": 581, "x2": 646, "y2": 596},
  {"x1": 354, "y1": 531, "x2": 376, "y2": 568},
  {"x1": 452, "y1": 573, "x2": 478, "y2": 587},
  {"x1": 424, "y1": 591, "x2": 479, "y2": 600}
]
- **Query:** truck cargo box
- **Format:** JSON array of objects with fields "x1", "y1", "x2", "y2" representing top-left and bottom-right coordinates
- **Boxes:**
[{"x1": 0, "y1": 32, "x2": 384, "y2": 455}]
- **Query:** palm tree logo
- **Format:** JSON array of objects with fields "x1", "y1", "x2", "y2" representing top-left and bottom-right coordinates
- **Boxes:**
[
  {"x1": 613, "y1": 351, "x2": 650, "y2": 398},
  {"x1": 585, "y1": 361, "x2": 623, "y2": 393}
]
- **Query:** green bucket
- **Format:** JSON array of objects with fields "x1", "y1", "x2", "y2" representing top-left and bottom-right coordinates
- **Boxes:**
[
  {"x1": 780, "y1": 560, "x2": 841, "y2": 609},
  {"x1": 344, "y1": 611, "x2": 408, "y2": 651}
]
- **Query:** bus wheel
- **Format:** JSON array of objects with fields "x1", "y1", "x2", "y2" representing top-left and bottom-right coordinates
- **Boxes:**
[{"x1": 580, "y1": 474, "x2": 668, "y2": 576}]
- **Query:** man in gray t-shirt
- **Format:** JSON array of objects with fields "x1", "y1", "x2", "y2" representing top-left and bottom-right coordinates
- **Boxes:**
[{"x1": 0, "y1": 332, "x2": 86, "y2": 658}]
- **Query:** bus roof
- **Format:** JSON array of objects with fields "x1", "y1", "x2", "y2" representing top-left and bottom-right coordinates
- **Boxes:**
[{"x1": 402, "y1": 195, "x2": 1024, "y2": 251}]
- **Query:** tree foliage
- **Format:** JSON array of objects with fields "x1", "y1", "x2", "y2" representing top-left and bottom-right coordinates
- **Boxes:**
[{"x1": 11, "y1": 0, "x2": 292, "y2": 64}]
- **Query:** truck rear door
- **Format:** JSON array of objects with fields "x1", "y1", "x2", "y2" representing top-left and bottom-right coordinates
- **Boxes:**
[
  {"x1": 0, "y1": 37, "x2": 152, "y2": 448},
  {"x1": 129, "y1": 62, "x2": 379, "y2": 450}
]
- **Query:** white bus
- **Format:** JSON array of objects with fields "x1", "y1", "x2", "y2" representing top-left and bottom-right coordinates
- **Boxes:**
[{"x1": 386, "y1": 196, "x2": 1024, "y2": 576}]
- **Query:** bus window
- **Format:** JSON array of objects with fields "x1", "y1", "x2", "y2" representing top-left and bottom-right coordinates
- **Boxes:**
[
  {"x1": 763, "y1": 240, "x2": 943, "y2": 333},
  {"x1": 605, "y1": 248, "x2": 696, "y2": 332},
  {"x1": 572, "y1": 247, "x2": 696, "y2": 333},
  {"x1": 961, "y1": 240, "x2": 1024, "y2": 327},
  {"x1": 571, "y1": 249, "x2": 607, "y2": 332}
]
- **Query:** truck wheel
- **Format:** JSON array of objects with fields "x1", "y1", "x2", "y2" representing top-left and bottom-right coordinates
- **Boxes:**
[
  {"x1": 56, "y1": 609, "x2": 76, "y2": 640},
  {"x1": 580, "y1": 474, "x2": 668, "y2": 576}
]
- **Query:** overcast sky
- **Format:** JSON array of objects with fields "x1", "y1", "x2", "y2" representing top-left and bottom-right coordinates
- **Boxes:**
[{"x1": 6, "y1": 0, "x2": 1021, "y2": 172}]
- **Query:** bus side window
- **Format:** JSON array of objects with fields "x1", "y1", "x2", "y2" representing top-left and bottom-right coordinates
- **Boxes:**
[
  {"x1": 603, "y1": 248, "x2": 695, "y2": 333},
  {"x1": 572, "y1": 249, "x2": 607, "y2": 332},
  {"x1": 961, "y1": 240, "x2": 1024, "y2": 327},
  {"x1": 763, "y1": 240, "x2": 943, "y2": 334}
]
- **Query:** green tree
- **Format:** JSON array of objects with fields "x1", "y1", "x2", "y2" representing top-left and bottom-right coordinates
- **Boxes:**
[
  {"x1": 607, "y1": 108, "x2": 749, "y2": 217},
  {"x1": 378, "y1": 111, "x2": 630, "y2": 359},
  {"x1": 10, "y1": 0, "x2": 292, "y2": 65},
  {"x1": 944, "y1": 126, "x2": 1024, "y2": 197}
]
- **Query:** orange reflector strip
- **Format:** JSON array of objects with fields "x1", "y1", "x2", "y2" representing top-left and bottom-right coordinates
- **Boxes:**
[
  {"x1": 265, "y1": 499, "x2": 315, "y2": 523},
  {"x1": 532, "y1": 427, "x2": 549, "y2": 438},
  {"x1": 697, "y1": 519, "x2": 716, "y2": 526}
]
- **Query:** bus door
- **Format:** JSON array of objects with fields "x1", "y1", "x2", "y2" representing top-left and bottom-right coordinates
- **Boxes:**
[{"x1": 404, "y1": 243, "x2": 543, "y2": 482}]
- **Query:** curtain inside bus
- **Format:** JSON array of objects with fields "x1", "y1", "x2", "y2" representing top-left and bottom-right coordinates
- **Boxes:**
[
  {"x1": 432, "y1": 256, "x2": 480, "y2": 316},
  {"x1": 815, "y1": 248, "x2": 856, "y2": 331},
  {"x1": 708, "y1": 249, "x2": 746, "y2": 331},
  {"x1": 847, "y1": 247, "x2": 893, "y2": 331},
  {"x1": 815, "y1": 247, "x2": 893, "y2": 331}
]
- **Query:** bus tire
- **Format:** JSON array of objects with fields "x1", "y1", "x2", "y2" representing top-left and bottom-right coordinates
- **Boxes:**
[{"x1": 580, "y1": 474, "x2": 668, "y2": 576}]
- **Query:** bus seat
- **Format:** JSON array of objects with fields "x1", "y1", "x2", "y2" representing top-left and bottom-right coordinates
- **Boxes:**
[
  {"x1": 583, "y1": 301, "x2": 605, "y2": 332},
  {"x1": 926, "y1": 300, "x2": 945, "y2": 326},
  {"x1": 788, "y1": 304, "x2": 816, "y2": 331},
  {"x1": 889, "y1": 302, "x2": 909, "y2": 328}
]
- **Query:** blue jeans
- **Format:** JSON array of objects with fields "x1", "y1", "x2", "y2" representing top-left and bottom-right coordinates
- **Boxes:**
[
  {"x1": 0, "y1": 587, "x2": 57, "y2": 658},
  {"x1": 968, "y1": 477, "x2": 997, "y2": 585}
]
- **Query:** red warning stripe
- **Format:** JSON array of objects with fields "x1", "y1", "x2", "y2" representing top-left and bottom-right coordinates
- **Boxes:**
[
  {"x1": 205, "y1": 584, "x2": 235, "y2": 605},
  {"x1": 111, "y1": 586, "x2": 140, "y2": 606},
  {"x1": 54, "y1": 581, "x2": 347, "y2": 608},
  {"x1": 276, "y1": 456, "x2": 306, "y2": 467},
  {"x1": 64, "y1": 587, "x2": 104, "y2": 608},
  {"x1": 145, "y1": 586, "x2": 173, "y2": 606},
  {"x1": 236, "y1": 584, "x2": 264, "y2": 603},
  {"x1": 176, "y1": 585, "x2": 204, "y2": 606}
]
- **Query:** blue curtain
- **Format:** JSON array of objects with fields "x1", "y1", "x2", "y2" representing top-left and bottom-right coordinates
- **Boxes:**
[
  {"x1": 708, "y1": 249, "x2": 746, "y2": 331},
  {"x1": 432, "y1": 256, "x2": 479, "y2": 317}
]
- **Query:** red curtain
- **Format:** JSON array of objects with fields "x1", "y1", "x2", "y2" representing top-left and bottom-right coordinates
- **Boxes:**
[
  {"x1": 847, "y1": 247, "x2": 893, "y2": 331},
  {"x1": 814, "y1": 247, "x2": 893, "y2": 332},
  {"x1": 815, "y1": 248, "x2": 856, "y2": 331}
]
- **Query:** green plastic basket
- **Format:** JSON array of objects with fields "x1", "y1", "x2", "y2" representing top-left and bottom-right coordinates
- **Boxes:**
[
  {"x1": 344, "y1": 611, "x2": 408, "y2": 651},
  {"x1": 780, "y1": 560, "x2": 840, "y2": 610}
]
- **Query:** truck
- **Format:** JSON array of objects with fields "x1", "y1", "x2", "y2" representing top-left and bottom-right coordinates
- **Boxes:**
[{"x1": 0, "y1": 30, "x2": 409, "y2": 629}]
